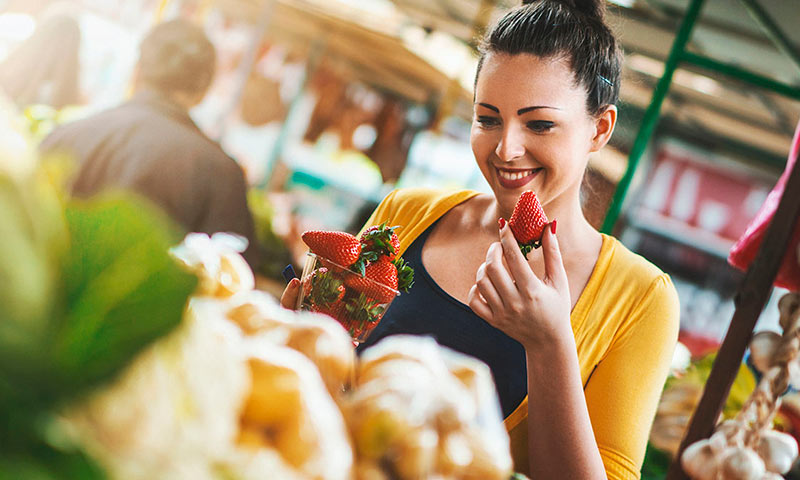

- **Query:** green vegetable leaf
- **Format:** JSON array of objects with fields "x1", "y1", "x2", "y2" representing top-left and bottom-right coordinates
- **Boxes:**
[{"x1": 49, "y1": 193, "x2": 197, "y2": 398}]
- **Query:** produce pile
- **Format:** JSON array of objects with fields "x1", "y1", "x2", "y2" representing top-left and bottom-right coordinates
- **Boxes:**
[{"x1": 62, "y1": 233, "x2": 514, "y2": 480}]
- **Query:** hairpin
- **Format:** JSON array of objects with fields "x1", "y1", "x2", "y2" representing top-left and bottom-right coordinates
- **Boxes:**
[{"x1": 598, "y1": 75, "x2": 614, "y2": 87}]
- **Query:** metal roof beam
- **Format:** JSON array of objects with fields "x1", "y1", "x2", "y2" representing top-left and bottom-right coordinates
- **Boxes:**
[{"x1": 737, "y1": 0, "x2": 800, "y2": 78}]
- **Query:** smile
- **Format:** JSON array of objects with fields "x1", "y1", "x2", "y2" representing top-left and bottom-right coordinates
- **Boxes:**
[{"x1": 495, "y1": 167, "x2": 541, "y2": 188}]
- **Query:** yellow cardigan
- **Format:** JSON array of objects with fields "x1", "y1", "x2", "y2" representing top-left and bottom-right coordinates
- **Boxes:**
[{"x1": 363, "y1": 188, "x2": 680, "y2": 480}]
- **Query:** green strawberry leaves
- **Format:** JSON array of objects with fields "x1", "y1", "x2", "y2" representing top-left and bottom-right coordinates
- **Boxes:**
[
  {"x1": 309, "y1": 268, "x2": 345, "y2": 306},
  {"x1": 393, "y1": 257, "x2": 414, "y2": 293}
]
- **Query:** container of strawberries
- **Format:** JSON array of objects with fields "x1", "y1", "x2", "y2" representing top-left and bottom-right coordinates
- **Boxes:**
[{"x1": 297, "y1": 223, "x2": 414, "y2": 345}]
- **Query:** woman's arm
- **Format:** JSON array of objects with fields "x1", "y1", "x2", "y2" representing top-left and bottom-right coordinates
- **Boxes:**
[
  {"x1": 583, "y1": 275, "x2": 679, "y2": 478},
  {"x1": 525, "y1": 330, "x2": 607, "y2": 479},
  {"x1": 468, "y1": 221, "x2": 607, "y2": 479}
]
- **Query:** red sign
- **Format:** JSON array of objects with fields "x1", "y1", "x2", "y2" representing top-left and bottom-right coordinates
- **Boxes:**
[{"x1": 639, "y1": 143, "x2": 773, "y2": 244}]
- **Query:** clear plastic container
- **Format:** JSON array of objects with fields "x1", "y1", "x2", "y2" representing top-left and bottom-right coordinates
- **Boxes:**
[{"x1": 296, "y1": 252, "x2": 399, "y2": 345}]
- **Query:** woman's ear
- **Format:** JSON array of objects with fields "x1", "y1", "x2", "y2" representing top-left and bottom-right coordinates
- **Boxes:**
[{"x1": 590, "y1": 105, "x2": 617, "y2": 153}]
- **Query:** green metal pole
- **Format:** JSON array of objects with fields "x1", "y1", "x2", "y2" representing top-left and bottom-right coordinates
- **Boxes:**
[
  {"x1": 738, "y1": 0, "x2": 800, "y2": 77},
  {"x1": 600, "y1": 0, "x2": 707, "y2": 234},
  {"x1": 682, "y1": 51, "x2": 800, "y2": 100}
]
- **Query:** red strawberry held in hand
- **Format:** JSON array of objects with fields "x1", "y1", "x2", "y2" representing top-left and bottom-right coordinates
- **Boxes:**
[
  {"x1": 508, "y1": 190, "x2": 549, "y2": 258},
  {"x1": 345, "y1": 257, "x2": 399, "y2": 304},
  {"x1": 301, "y1": 230, "x2": 361, "y2": 267}
]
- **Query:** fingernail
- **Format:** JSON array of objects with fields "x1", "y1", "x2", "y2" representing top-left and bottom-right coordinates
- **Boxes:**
[
  {"x1": 498, "y1": 217, "x2": 506, "y2": 229},
  {"x1": 551, "y1": 219, "x2": 557, "y2": 235}
]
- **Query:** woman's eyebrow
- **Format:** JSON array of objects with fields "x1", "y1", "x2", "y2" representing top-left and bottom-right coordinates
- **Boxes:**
[
  {"x1": 476, "y1": 102, "x2": 499, "y2": 113},
  {"x1": 517, "y1": 105, "x2": 559, "y2": 115}
]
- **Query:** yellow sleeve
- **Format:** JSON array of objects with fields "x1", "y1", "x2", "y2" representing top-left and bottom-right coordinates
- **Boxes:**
[
  {"x1": 358, "y1": 189, "x2": 400, "y2": 238},
  {"x1": 357, "y1": 188, "x2": 479, "y2": 257},
  {"x1": 584, "y1": 274, "x2": 680, "y2": 480}
]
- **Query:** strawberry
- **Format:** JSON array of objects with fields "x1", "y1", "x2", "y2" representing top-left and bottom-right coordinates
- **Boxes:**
[
  {"x1": 301, "y1": 230, "x2": 361, "y2": 268},
  {"x1": 342, "y1": 292, "x2": 386, "y2": 337},
  {"x1": 508, "y1": 190, "x2": 548, "y2": 258},
  {"x1": 306, "y1": 267, "x2": 345, "y2": 307},
  {"x1": 360, "y1": 223, "x2": 401, "y2": 261},
  {"x1": 314, "y1": 297, "x2": 347, "y2": 323},
  {"x1": 393, "y1": 257, "x2": 414, "y2": 293},
  {"x1": 345, "y1": 258, "x2": 399, "y2": 303}
]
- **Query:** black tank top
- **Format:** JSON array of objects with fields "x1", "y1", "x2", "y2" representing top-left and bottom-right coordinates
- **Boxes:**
[{"x1": 357, "y1": 220, "x2": 527, "y2": 418}]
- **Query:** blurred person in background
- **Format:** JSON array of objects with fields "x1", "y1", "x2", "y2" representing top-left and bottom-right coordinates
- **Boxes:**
[
  {"x1": 0, "y1": 12, "x2": 82, "y2": 110},
  {"x1": 40, "y1": 18, "x2": 260, "y2": 268}
]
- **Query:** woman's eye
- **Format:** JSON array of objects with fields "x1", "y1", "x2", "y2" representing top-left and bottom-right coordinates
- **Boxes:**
[
  {"x1": 476, "y1": 116, "x2": 500, "y2": 127},
  {"x1": 527, "y1": 120, "x2": 554, "y2": 132}
]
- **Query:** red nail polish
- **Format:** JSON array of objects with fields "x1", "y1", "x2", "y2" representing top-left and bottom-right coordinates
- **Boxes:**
[
  {"x1": 498, "y1": 218, "x2": 506, "y2": 229},
  {"x1": 551, "y1": 219, "x2": 557, "y2": 235}
]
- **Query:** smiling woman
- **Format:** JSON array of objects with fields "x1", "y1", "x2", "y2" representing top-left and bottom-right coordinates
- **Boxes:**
[{"x1": 281, "y1": 1, "x2": 680, "y2": 479}]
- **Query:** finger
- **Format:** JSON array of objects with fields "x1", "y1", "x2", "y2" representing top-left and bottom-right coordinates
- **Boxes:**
[
  {"x1": 498, "y1": 219, "x2": 541, "y2": 291},
  {"x1": 541, "y1": 220, "x2": 568, "y2": 292},
  {"x1": 475, "y1": 261, "x2": 504, "y2": 312},
  {"x1": 484, "y1": 242, "x2": 517, "y2": 299},
  {"x1": 280, "y1": 278, "x2": 301, "y2": 309},
  {"x1": 467, "y1": 284, "x2": 494, "y2": 322}
]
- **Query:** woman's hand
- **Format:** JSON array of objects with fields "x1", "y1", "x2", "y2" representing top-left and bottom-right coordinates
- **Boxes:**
[
  {"x1": 280, "y1": 278, "x2": 301, "y2": 309},
  {"x1": 467, "y1": 220, "x2": 571, "y2": 350}
]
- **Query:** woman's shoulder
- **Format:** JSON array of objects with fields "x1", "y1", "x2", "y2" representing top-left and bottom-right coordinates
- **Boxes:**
[
  {"x1": 364, "y1": 188, "x2": 481, "y2": 255},
  {"x1": 602, "y1": 234, "x2": 667, "y2": 282},
  {"x1": 596, "y1": 234, "x2": 679, "y2": 316},
  {"x1": 378, "y1": 187, "x2": 480, "y2": 213},
  {"x1": 368, "y1": 187, "x2": 480, "y2": 230}
]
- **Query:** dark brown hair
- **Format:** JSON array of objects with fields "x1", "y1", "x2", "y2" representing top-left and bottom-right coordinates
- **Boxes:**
[
  {"x1": 137, "y1": 19, "x2": 216, "y2": 97},
  {"x1": 476, "y1": 0, "x2": 621, "y2": 116}
]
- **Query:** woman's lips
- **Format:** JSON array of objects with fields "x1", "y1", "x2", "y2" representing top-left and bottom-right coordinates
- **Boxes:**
[{"x1": 496, "y1": 167, "x2": 541, "y2": 189}]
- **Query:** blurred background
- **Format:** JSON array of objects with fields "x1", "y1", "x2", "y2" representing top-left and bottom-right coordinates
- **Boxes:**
[{"x1": 1, "y1": 0, "x2": 799, "y2": 440}]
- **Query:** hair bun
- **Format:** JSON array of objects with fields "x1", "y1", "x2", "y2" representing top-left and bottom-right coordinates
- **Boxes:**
[{"x1": 522, "y1": 0, "x2": 606, "y2": 19}]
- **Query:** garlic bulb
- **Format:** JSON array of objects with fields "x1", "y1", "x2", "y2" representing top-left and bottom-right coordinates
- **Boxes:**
[
  {"x1": 719, "y1": 446, "x2": 766, "y2": 480},
  {"x1": 788, "y1": 358, "x2": 800, "y2": 391},
  {"x1": 749, "y1": 331, "x2": 782, "y2": 375},
  {"x1": 681, "y1": 439, "x2": 719, "y2": 480},
  {"x1": 779, "y1": 293, "x2": 800, "y2": 332},
  {"x1": 756, "y1": 429, "x2": 799, "y2": 474},
  {"x1": 716, "y1": 419, "x2": 746, "y2": 446}
]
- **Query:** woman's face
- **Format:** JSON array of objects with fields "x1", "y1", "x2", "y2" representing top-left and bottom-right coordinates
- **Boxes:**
[{"x1": 471, "y1": 52, "x2": 608, "y2": 213}]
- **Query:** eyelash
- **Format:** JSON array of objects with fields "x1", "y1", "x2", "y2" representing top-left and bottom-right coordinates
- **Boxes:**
[
  {"x1": 476, "y1": 116, "x2": 500, "y2": 127},
  {"x1": 475, "y1": 116, "x2": 555, "y2": 133},
  {"x1": 527, "y1": 120, "x2": 555, "y2": 132}
]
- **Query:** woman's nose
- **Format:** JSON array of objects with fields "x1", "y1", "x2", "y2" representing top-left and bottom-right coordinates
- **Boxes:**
[{"x1": 495, "y1": 125, "x2": 526, "y2": 162}]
